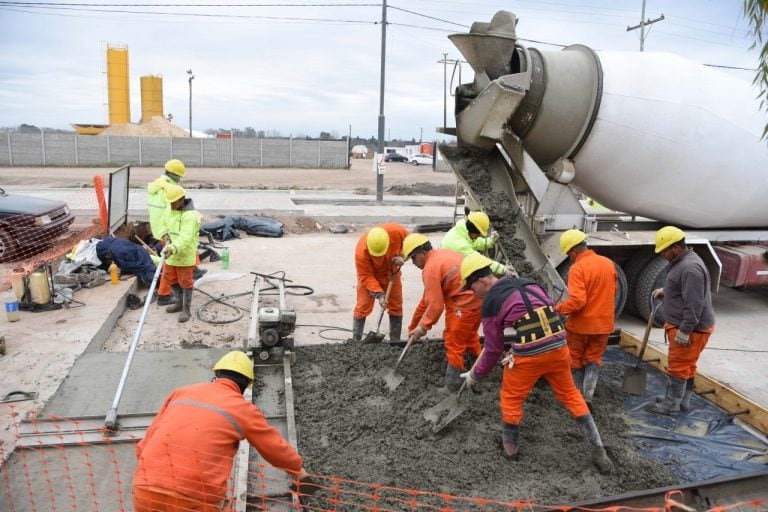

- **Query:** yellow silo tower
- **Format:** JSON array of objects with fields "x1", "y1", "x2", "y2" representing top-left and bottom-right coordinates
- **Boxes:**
[
  {"x1": 140, "y1": 75, "x2": 164, "y2": 122},
  {"x1": 106, "y1": 43, "x2": 130, "y2": 125}
]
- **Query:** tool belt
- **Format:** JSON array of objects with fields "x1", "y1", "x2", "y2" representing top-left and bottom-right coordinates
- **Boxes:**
[{"x1": 507, "y1": 279, "x2": 565, "y2": 346}]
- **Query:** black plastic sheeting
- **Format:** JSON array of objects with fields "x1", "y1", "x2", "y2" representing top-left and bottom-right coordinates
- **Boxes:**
[
  {"x1": 603, "y1": 346, "x2": 768, "y2": 482},
  {"x1": 200, "y1": 216, "x2": 284, "y2": 241}
]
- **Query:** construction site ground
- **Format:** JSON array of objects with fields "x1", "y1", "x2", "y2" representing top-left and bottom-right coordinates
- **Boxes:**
[{"x1": 1, "y1": 159, "x2": 767, "y2": 507}]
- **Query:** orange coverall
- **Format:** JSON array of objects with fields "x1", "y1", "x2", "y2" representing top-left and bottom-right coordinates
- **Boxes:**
[
  {"x1": 664, "y1": 322, "x2": 713, "y2": 379},
  {"x1": 133, "y1": 378, "x2": 303, "y2": 511},
  {"x1": 353, "y1": 223, "x2": 409, "y2": 318},
  {"x1": 408, "y1": 249, "x2": 482, "y2": 369},
  {"x1": 556, "y1": 249, "x2": 616, "y2": 368}
]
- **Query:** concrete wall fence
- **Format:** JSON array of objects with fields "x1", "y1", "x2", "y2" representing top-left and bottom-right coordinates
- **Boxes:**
[{"x1": 0, "y1": 132, "x2": 350, "y2": 168}]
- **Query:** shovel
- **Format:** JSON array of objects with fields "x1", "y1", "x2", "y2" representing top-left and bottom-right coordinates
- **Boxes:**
[
  {"x1": 423, "y1": 381, "x2": 469, "y2": 434},
  {"x1": 362, "y1": 267, "x2": 399, "y2": 344},
  {"x1": 622, "y1": 299, "x2": 662, "y2": 396},
  {"x1": 378, "y1": 334, "x2": 417, "y2": 390}
]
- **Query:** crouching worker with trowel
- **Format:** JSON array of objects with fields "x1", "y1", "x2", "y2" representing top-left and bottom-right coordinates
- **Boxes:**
[
  {"x1": 403, "y1": 233, "x2": 482, "y2": 392},
  {"x1": 133, "y1": 351, "x2": 311, "y2": 512},
  {"x1": 458, "y1": 254, "x2": 614, "y2": 474},
  {"x1": 351, "y1": 223, "x2": 410, "y2": 342}
]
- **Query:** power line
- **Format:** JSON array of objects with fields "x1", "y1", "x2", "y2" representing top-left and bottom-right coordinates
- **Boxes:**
[
  {"x1": 0, "y1": 1, "x2": 379, "y2": 5},
  {"x1": 387, "y1": 5, "x2": 467, "y2": 28}
]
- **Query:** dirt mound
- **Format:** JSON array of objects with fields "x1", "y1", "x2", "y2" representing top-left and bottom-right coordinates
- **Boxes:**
[
  {"x1": 386, "y1": 182, "x2": 455, "y2": 196},
  {"x1": 275, "y1": 215, "x2": 323, "y2": 235},
  {"x1": 99, "y1": 116, "x2": 188, "y2": 137}
]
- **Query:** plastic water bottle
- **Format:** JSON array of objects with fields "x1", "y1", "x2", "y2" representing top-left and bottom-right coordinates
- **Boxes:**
[
  {"x1": 109, "y1": 262, "x2": 120, "y2": 285},
  {"x1": 221, "y1": 248, "x2": 230, "y2": 270},
  {"x1": 3, "y1": 289, "x2": 20, "y2": 322}
]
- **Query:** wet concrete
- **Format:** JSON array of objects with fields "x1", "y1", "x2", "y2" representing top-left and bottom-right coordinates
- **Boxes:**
[{"x1": 292, "y1": 340, "x2": 674, "y2": 505}]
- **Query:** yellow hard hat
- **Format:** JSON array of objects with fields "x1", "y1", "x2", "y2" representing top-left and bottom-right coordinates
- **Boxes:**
[
  {"x1": 165, "y1": 183, "x2": 186, "y2": 203},
  {"x1": 164, "y1": 159, "x2": 187, "y2": 178},
  {"x1": 655, "y1": 226, "x2": 685, "y2": 253},
  {"x1": 366, "y1": 227, "x2": 390, "y2": 257},
  {"x1": 460, "y1": 253, "x2": 494, "y2": 289},
  {"x1": 402, "y1": 233, "x2": 430, "y2": 260},
  {"x1": 213, "y1": 351, "x2": 254, "y2": 381},
  {"x1": 560, "y1": 229, "x2": 587, "y2": 254},
  {"x1": 467, "y1": 211, "x2": 490, "y2": 236}
]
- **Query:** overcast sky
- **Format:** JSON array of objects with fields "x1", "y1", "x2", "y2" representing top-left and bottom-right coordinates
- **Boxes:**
[{"x1": 0, "y1": 1, "x2": 758, "y2": 141}]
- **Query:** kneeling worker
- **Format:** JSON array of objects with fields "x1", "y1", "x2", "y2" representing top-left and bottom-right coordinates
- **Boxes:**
[
  {"x1": 459, "y1": 254, "x2": 614, "y2": 474},
  {"x1": 133, "y1": 351, "x2": 307, "y2": 511}
]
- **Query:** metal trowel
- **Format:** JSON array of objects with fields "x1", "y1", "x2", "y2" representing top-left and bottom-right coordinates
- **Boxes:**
[{"x1": 423, "y1": 381, "x2": 468, "y2": 434}]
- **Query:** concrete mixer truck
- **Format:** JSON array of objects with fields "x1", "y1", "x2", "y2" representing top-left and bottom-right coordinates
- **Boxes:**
[{"x1": 438, "y1": 10, "x2": 768, "y2": 324}]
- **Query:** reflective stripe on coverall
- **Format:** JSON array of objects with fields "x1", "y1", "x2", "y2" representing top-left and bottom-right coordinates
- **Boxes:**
[
  {"x1": 478, "y1": 279, "x2": 588, "y2": 425},
  {"x1": 664, "y1": 322, "x2": 713, "y2": 379},
  {"x1": 133, "y1": 379, "x2": 303, "y2": 508},
  {"x1": 353, "y1": 223, "x2": 409, "y2": 318},
  {"x1": 556, "y1": 249, "x2": 616, "y2": 368},
  {"x1": 408, "y1": 249, "x2": 482, "y2": 370}
]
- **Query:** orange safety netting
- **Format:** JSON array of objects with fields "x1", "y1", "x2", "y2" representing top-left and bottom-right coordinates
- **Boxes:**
[
  {"x1": 0, "y1": 175, "x2": 108, "y2": 294},
  {"x1": 1, "y1": 407, "x2": 765, "y2": 512}
]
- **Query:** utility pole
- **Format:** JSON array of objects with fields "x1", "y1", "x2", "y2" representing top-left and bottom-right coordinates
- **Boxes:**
[
  {"x1": 187, "y1": 69, "x2": 195, "y2": 137},
  {"x1": 376, "y1": 0, "x2": 387, "y2": 202},
  {"x1": 626, "y1": 0, "x2": 664, "y2": 51}
]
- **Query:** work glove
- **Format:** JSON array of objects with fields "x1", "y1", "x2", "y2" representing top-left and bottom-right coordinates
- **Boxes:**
[
  {"x1": 675, "y1": 330, "x2": 691, "y2": 346},
  {"x1": 652, "y1": 288, "x2": 664, "y2": 299},
  {"x1": 501, "y1": 353, "x2": 515, "y2": 369},
  {"x1": 503, "y1": 266, "x2": 519, "y2": 279},
  {"x1": 490, "y1": 231, "x2": 500, "y2": 245},
  {"x1": 460, "y1": 370, "x2": 478, "y2": 392},
  {"x1": 371, "y1": 291, "x2": 386, "y2": 308},
  {"x1": 162, "y1": 244, "x2": 176, "y2": 256},
  {"x1": 409, "y1": 324, "x2": 427, "y2": 341},
  {"x1": 391, "y1": 255, "x2": 404, "y2": 267}
]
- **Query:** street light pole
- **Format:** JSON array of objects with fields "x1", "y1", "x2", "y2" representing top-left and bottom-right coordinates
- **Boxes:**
[
  {"x1": 376, "y1": 0, "x2": 387, "y2": 202},
  {"x1": 187, "y1": 69, "x2": 195, "y2": 138}
]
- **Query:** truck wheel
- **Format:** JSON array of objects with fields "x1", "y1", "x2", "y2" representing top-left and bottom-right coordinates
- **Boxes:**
[
  {"x1": 0, "y1": 228, "x2": 17, "y2": 262},
  {"x1": 622, "y1": 248, "x2": 656, "y2": 316},
  {"x1": 557, "y1": 259, "x2": 627, "y2": 319},
  {"x1": 634, "y1": 256, "x2": 668, "y2": 327}
]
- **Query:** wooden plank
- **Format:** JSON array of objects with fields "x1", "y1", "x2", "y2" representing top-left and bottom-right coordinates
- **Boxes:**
[{"x1": 619, "y1": 331, "x2": 768, "y2": 435}]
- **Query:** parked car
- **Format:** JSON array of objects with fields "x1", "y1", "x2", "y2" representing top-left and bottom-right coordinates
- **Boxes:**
[
  {"x1": 410, "y1": 154, "x2": 434, "y2": 166},
  {"x1": 0, "y1": 187, "x2": 74, "y2": 262},
  {"x1": 383, "y1": 153, "x2": 408, "y2": 162}
]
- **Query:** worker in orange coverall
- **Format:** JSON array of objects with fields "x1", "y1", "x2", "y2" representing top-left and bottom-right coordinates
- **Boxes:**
[
  {"x1": 458, "y1": 254, "x2": 613, "y2": 474},
  {"x1": 402, "y1": 233, "x2": 482, "y2": 391},
  {"x1": 555, "y1": 229, "x2": 617, "y2": 405},
  {"x1": 133, "y1": 351, "x2": 308, "y2": 512},
  {"x1": 352, "y1": 223, "x2": 410, "y2": 342},
  {"x1": 647, "y1": 226, "x2": 715, "y2": 415}
]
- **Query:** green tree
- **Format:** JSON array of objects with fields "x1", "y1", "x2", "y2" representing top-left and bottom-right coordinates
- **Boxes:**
[{"x1": 745, "y1": 0, "x2": 768, "y2": 137}]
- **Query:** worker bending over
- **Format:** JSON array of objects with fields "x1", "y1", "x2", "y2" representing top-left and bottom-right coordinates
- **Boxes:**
[
  {"x1": 647, "y1": 226, "x2": 715, "y2": 415},
  {"x1": 352, "y1": 223, "x2": 410, "y2": 341},
  {"x1": 441, "y1": 211, "x2": 514, "y2": 278},
  {"x1": 133, "y1": 351, "x2": 307, "y2": 511},
  {"x1": 556, "y1": 229, "x2": 617, "y2": 405},
  {"x1": 459, "y1": 254, "x2": 614, "y2": 474},
  {"x1": 403, "y1": 234, "x2": 482, "y2": 391},
  {"x1": 147, "y1": 159, "x2": 186, "y2": 306},
  {"x1": 162, "y1": 184, "x2": 201, "y2": 323}
]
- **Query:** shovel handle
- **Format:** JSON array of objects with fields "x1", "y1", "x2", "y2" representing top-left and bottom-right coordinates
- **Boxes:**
[
  {"x1": 393, "y1": 334, "x2": 417, "y2": 370},
  {"x1": 374, "y1": 270, "x2": 399, "y2": 331},
  {"x1": 637, "y1": 299, "x2": 662, "y2": 361}
]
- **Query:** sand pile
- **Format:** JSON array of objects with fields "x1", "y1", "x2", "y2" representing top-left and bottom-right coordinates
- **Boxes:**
[{"x1": 99, "y1": 116, "x2": 189, "y2": 137}]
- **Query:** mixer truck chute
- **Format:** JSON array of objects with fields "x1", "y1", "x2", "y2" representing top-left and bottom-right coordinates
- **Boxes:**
[{"x1": 439, "y1": 11, "x2": 768, "y2": 322}]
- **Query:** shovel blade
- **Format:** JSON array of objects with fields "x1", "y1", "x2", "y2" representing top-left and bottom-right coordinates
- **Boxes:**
[
  {"x1": 423, "y1": 395, "x2": 467, "y2": 433},
  {"x1": 362, "y1": 331, "x2": 385, "y2": 344},
  {"x1": 378, "y1": 368, "x2": 405, "y2": 391},
  {"x1": 622, "y1": 365, "x2": 647, "y2": 396}
]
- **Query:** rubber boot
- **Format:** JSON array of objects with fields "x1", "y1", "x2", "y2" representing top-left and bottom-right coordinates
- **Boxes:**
[
  {"x1": 192, "y1": 267, "x2": 207, "y2": 281},
  {"x1": 576, "y1": 414, "x2": 614, "y2": 474},
  {"x1": 646, "y1": 376, "x2": 686, "y2": 415},
  {"x1": 680, "y1": 378, "x2": 695, "y2": 411},
  {"x1": 389, "y1": 315, "x2": 402, "y2": 342},
  {"x1": 501, "y1": 422, "x2": 520, "y2": 460},
  {"x1": 445, "y1": 364, "x2": 463, "y2": 392},
  {"x1": 350, "y1": 317, "x2": 365, "y2": 342},
  {"x1": 166, "y1": 284, "x2": 183, "y2": 313},
  {"x1": 572, "y1": 367, "x2": 585, "y2": 393},
  {"x1": 178, "y1": 288, "x2": 193, "y2": 323},
  {"x1": 156, "y1": 292, "x2": 175, "y2": 306},
  {"x1": 582, "y1": 362, "x2": 600, "y2": 404}
]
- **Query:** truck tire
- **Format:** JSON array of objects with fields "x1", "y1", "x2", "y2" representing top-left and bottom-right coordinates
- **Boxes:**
[
  {"x1": 633, "y1": 256, "x2": 668, "y2": 327},
  {"x1": 0, "y1": 228, "x2": 17, "y2": 262},
  {"x1": 622, "y1": 248, "x2": 656, "y2": 316},
  {"x1": 557, "y1": 260, "x2": 627, "y2": 319}
]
